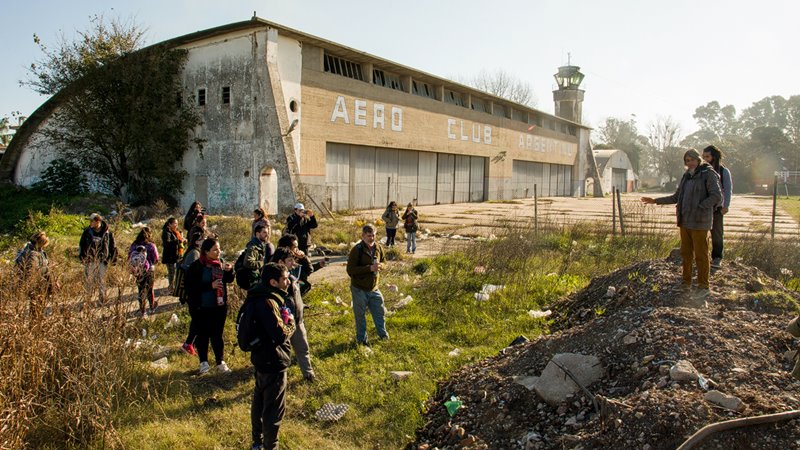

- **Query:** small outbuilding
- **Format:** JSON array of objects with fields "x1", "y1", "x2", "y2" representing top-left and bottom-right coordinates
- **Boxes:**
[{"x1": 593, "y1": 149, "x2": 637, "y2": 193}]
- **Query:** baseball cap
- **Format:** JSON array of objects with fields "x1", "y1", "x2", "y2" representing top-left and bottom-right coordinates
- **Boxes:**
[{"x1": 294, "y1": 203, "x2": 305, "y2": 210}]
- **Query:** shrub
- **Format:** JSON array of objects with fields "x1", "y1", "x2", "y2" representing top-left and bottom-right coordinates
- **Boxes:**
[{"x1": 33, "y1": 158, "x2": 88, "y2": 196}]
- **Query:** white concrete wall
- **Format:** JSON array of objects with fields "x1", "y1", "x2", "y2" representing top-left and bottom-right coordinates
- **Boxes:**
[{"x1": 275, "y1": 32, "x2": 302, "y2": 168}]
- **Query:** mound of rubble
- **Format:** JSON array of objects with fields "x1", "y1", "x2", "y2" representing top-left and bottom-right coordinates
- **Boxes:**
[{"x1": 411, "y1": 256, "x2": 800, "y2": 449}]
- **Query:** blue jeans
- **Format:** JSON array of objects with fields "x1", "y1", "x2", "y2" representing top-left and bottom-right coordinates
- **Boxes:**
[
  {"x1": 350, "y1": 286, "x2": 388, "y2": 343},
  {"x1": 406, "y1": 230, "x2": 416, "y2": 253}
]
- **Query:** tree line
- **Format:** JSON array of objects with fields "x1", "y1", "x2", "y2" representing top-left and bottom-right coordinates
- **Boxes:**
[{"x1": 595, "y1": 96, "x2": 800, "y2": 193}]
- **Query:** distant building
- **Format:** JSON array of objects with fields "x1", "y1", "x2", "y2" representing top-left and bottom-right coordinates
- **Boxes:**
[
  {"x1": 1, "y1": 17, "x2": 601, "y2": 213},
  {"x1": 593, "y1": 149, "x2": 637, "y2": 193}
]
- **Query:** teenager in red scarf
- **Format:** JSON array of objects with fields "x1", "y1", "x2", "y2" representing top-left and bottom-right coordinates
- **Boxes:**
[{"x1": 185, "y1": 237, "x2": 235, "y2": 374}]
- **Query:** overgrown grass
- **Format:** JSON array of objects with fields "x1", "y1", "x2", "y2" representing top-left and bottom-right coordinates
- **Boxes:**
[
  {"x1": 778, "y1": 196, "x2": 800, "y2": 222},
  {"x1": 4, "y1": 201, "x2": 798, "y2": 449}
]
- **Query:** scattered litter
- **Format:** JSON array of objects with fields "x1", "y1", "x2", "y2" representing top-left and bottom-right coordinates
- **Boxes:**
[
  {"x1": 392, "y1": 295, "x2": 413, "y2": 311},
  {"x1": 698, "y1": 375, "x2": 709, "y2": 390},
  {"x1": 150, "y1": 357, "x2": 168, "y2": 370},
  {"x1": 362, "y1": 346, "x2": 373, "y2": 356},
  {"x1": 444, "y1": 396, "x2": 463, "y2": 416},
  {"x1": 527, "y1": 309, "x2": 552, "y2": 319},
  {"x1": 481, "y1": 284, "x2": 505, "y2": 294},
  {"x1": 474, "y1": 293, "x2": 490, "y2": 302},
  {"x1": 334, "y1": 296, "x2": 343, "y2": 305},
  {"x1": 448, "y1": 348, "x2": 461, "y2": 357},
  {"x1": 141, "y1": 328, "x2": 148, "y2": 338},
  {"x1": 474, "y1": 266, "x2": 486, "y2": 274},
  {"x1": 603, "y1": 286, "x2": 617, "y2": 298},
  {"x1": 390, "y1": 371, "x2": 413, "y2": 381},
  {"x1": 321, "y1": 301, "x2": 330, "y2": 305},
  {"x1": 164, "y1": 313, "x2": 180, "y2": 329},
  {"x1": 315, "y1": 403, "x2": 349, "y2": 422}
]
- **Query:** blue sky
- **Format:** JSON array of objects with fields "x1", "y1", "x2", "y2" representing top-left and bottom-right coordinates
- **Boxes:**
[{"x1": 2, "y1": 0, "x2": 799, "y2": 137}]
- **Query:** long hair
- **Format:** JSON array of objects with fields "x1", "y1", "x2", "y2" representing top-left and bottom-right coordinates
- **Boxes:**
[
  {"x1": 163, "y1": 216, "x2": 177, "y2": 232},
  {"x1": 200, "y1": 237, "x2": 219, "y2": 256},
  {"x1": 703, "y1": 145, "x2": 723, "y2": 173},
  {"x1": 253, "y1": 207, "x2": 266, "y2": 220},
  {"x1": 134, "y1": 227, "x2": 152, "y2": 245}
]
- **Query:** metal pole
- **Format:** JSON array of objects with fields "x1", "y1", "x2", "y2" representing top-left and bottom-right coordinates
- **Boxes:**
[
  {"x1": 617, "y1": 188, "x2": 626, "y2": 236},
  {"x1": 534, "y1": 184, "x2": 538, "y2": 234},
  {"x1": 612, "y1": 187, "x2": 617, "y2": 236},
  {"x1": 772, "y1": 174, "x2": 778, "y2": 239},
  {"x1": 387, "y1": 177, "x2": 391, "y2": 205}
]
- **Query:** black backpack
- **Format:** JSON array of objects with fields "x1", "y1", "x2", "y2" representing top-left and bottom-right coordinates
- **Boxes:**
[
  {"x1": 236, "y1": 298, "x2": 264, "y2": 352},
  {"x1": 234, "y1": 250, "x2": 251, "y2": 289}
]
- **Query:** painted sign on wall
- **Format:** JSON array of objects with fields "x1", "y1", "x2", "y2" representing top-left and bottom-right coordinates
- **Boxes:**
[{"x1": 330, "y1": 95, "x2": 403, "y2": 131}]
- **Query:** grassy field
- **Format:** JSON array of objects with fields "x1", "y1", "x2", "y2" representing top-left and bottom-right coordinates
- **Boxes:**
[
  {"x1": 4, "y1": 187, "x2": 800, "y2": 449},
  {"x1": 779, "y1": 196, "x2": 800, "y2": 222}
]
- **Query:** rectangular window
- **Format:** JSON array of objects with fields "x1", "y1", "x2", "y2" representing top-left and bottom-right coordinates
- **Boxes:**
[
  {"x1": 470, "y1": 98, "x2": 487, "y2": 113},
  {"x1": 222, "y1": 86, "x2": 231, "y2": 104},
  {"x1": 492, "y1": 103, "x2": 506, "y2": 118},
  {"x1": 512, "y1": 109, "x2": 526, "y2": 122},
  {"x1": 444, "y1": 89, "x2": 465, "y2": 107},
  {"x1": 412, "y1": 80, "x2": 436, "y2": 99},
  {"x1": 324, "y1": 52, "x2": 365, "y2": 81},
  {"x1": 373, "y1": 69, "x2": 404, "y2": 92},
  {"x1": 198, "y1": 88, "x2": 206, "y2": 106}
]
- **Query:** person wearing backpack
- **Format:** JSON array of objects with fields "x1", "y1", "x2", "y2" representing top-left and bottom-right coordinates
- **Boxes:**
[
  {"x1": 271, "y1": 246, "x2": 316, "y2": 382},
  {"x1": 179, "y1": 232, "x2": 205, "y2": 356},
  {"x1": 17, "y1": 231, "x2": 58, "y2": 319},
  {"x1": 246, "y1": 262, "x2": 296, "y2": 450},
  {"x1": 185, "y1": 237, "x2": 235, "y2": 374},
  {"x1": 161, "y1": 217, "x2": 185, "y2": 294},
  {"x1": 401, "y1": 203, "x2": 419, "y2": 254},
  {"x1": 237, "y1": 223, "x2": 274, "y2": 290},
  {"x1": 79, "y1": 213, "x2": 117, "y2": 304},
  {"x1": 702, "y1": 145, "x2": 733, "y2": 272},
  {"x1": 129, "y1": 227, "x2": 160, "y2": 316}
]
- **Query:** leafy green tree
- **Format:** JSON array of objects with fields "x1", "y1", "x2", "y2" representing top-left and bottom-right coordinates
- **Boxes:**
[
  {"x1": 0, "y1": 117, "x2": 10, "y2": 146},
  {"x1": 595, "y1": 117, "x2": 648, "y2": 172},
  {"x1": 33, "y1": 157, "x2": 88, "y2": 195},
  {"x1": 23, "y1": 16, "x2": 203, "y2": 205}
]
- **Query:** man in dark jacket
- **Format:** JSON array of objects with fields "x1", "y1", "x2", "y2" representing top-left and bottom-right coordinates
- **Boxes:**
[
  {"x1": 248, "y1": 263, "x2": 296, "y2": 450},
  {"x1": 277, "y1": 233, "x2": 327, "y2": 296},
  {"x1": 346, "y1": 224, "x2": 388, "y2": 345},
  {"x1": 284, "y1": 203, "x2": 318, "y2": 254},
  {"x1": 78, "y1": 213, "x2": 116, "y2": 303},
  {"x1": 642, "y1": 149, "x2": 722, "y2": 300},
  {"x1": 243, "y1": 224, "x2": 275, "y2": 289}
]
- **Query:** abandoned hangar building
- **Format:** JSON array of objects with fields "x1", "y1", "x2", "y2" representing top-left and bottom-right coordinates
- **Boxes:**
[{"x1": 1, "y1": 16, "x2": 602, "y2": 214}]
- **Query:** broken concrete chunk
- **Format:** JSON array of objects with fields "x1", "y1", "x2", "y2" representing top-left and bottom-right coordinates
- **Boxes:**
[
  {"x1": 534, "y1": 353, "x2": 604, "y2": 406},
  {"x1": 512, "y1": 375, "x2": 539, "y2": 391},
  {"x1": 390, "y1": 371, "x2": 413, "y2": 381},
  {"x1": 704, "y1": 390, "x2": 746, "y2": 411},
  {"x1": 670, "y1": 360, "x2": 700, "y2": 381},
  {"x1": 622, "y1": 333, "x2": 638, "y2": 345}
]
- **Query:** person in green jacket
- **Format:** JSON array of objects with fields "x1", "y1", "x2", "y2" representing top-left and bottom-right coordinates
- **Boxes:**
[{"x1": 346, "y1": 224, "x2": 388, "y2": 345}]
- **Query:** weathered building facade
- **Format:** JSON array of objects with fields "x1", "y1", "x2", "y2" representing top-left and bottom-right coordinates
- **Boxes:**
[{"x1": 1, "y1": 17, "x2": 599, "y2": 214}]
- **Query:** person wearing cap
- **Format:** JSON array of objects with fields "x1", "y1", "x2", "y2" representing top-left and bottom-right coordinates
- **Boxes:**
[
  {"x1": 285, "y1": 203, "x2": 318, "y2": 255},
  {"x1": 641, "y1": 148, "x2": 722, "y2": 301},
  {"x1": 78, "y1": 213, "x2": 117, "y2": 304}
]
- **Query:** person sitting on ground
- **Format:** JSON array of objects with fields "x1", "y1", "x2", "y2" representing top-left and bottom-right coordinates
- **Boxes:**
[
  {"x1": 161, "y1": 217, "x2": 185, "y2": 293},
  {"x1": 247, "y1": 262, "x2": 296, "y2": 450},
  {"x1": 641, "y1": 148, "x2": 722, "y2": 301},
  {"x1": 276, "y1": 233, "x2": 327, "y2": 296},
  {"x1": 185, "y1": 237, "x2": 235, "y2": 374},
  {"x1": 270, "y1": 247, "x2": 315, "y2": 382},
  {"x1": 129, "y1": 226, "x2": 160, "y2": 315},
  {"x1": 285, "y1": 203, "x2": 317, "y2": 254},
  {"x1": 252, "y1": 207, "x2": 269, "y2": 240},
  {"x1": 381, "y1": 201, "x2": 400, "y2": 247}
]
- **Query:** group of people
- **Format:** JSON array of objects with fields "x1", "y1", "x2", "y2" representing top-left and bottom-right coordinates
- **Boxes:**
[
  {"x1": 641, "y1": 145, "x2": 733, "y2": 301},
  {"x1": 381, "y1": 201, "x2": 419, "y2": 253}
]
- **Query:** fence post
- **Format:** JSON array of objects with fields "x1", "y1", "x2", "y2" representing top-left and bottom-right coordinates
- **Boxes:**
[
  {"x1": 772, "y1": 174, "x2": 778, "y2": 239},
  {"x1": 612, "y1": 187, "x2": 617, "y2": 236},
  {"x1": 617, "y1": 188, "x2": 626, "y2": 236},
  {"x1": 534, "y1": 184, "x2": 538, "y2": 234}
]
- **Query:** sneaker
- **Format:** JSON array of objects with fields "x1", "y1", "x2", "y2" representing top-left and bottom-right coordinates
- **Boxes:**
[
  {"x1": 181, "y1": 343, "x2": 197, "y2": 356},
  {"x1": 677, "y1": 283, "x2": 692, "y2": 293},
  {"x1": 198, "y1": 361, "x2": 210, "y2": 374},
  {"x1": 711, "y1": 257, "x2": 722, "y2": 269},
  {"x1": 149, "y1": 299, "x2": 159, "y2": 315},
  {"x1": 303, "y1": 373, "x2": 316, "y2": 383},
  {"x1": 217, "y1": 361, "x2": 231, "y2": 373}
]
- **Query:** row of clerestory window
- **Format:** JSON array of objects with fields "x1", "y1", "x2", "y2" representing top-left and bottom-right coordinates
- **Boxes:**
[{"x1": 322, "y1": 51, "x2": 577, "y2": 137}]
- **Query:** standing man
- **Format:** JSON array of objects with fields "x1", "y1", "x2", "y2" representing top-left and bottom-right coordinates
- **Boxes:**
[
  {"x1": 702, "y1": 145, "x2": 732, "y2": 272},
  {"x1": 277, "y1": 233, "x2": 327, "y2": 296},
  {"x1": 346, "y1": 224, "x2": 389, "y2": 345},
  {"x1": 271, "y1": 247, "x2": 316, "y2": 382},
  {"x1": 79, "y1": 213, "x2": 116, "y2": 304},
  {"x1": 285, "y1": 203, "x2": 318, "y2": 255},
  {"x1": 248, "y1": 263, "x2": 296, "y2": 450},
  {"x1": 242, "y1": 223, "x2": 275, "y2": 289}
]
